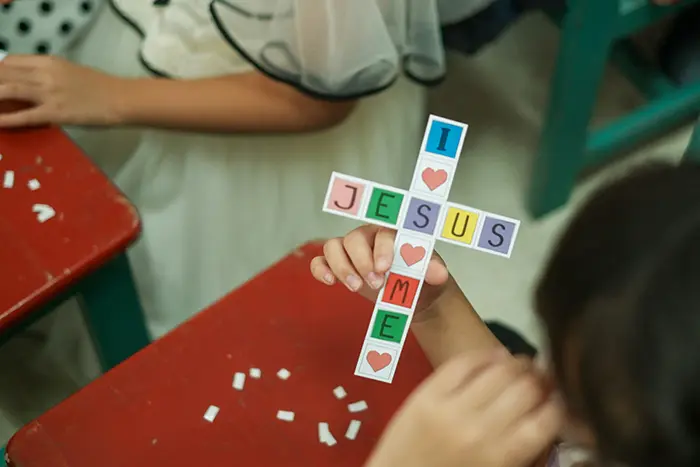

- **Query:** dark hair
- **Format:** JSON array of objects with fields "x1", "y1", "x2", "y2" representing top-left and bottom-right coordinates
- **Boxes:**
[{"x1": 535, "y1": 161, "x2": 700, "y2": 467}]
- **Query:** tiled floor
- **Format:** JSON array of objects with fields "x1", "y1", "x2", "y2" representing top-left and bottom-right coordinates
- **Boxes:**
[{"x1": 0, "y1": 13, "x2": 693, "y2": 447}]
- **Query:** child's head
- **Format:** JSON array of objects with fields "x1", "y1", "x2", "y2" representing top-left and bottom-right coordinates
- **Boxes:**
[{"x1": 535, "y1": 162, "x2": 700, "y2": 467}]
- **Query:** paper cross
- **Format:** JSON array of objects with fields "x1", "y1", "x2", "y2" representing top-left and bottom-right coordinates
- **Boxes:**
[{"x1": 322, "y1": 115, "x2": 521, "y2": 384}]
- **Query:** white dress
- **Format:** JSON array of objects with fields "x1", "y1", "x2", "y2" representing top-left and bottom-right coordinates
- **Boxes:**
[
  {"x1": 31, "y1": 0, "x2": 488, "y2": 380},
  {"x1": 64, "y1": 0, "x2": 440, "y2": 350}
]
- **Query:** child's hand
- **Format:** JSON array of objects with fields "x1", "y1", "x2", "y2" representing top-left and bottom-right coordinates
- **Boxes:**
[
  {"x1": 0, "y1": 55, "x2": 125, "y2": 128},
  {"x1": 310, "y1": 224, "x2": 450, "y2": 313},
  {"x1": 366, "y1": 350, "x2": 563, "y2": 467}
]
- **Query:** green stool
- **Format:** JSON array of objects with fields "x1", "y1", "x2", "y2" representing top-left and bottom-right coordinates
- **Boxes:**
[
  {"x1": 0, "y1": 253, "x2": 149, "y2": 466},
  {"x1": 0, "y1": 126, "x2": 152, "y2": 462},
  {"x1": 0, "y1": 126, "x2": 152, "y2": 371},
  {"x1": 0, "y1": 252, "x2": 151, "y2": 372},
  {"x1": 529, "y1": 0, "x2": 700, "y2": 218}
]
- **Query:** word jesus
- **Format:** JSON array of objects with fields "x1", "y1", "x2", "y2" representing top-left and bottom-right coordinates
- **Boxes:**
[{"x1": 333, "y1": 187, "x2": 514, "y2": 251}]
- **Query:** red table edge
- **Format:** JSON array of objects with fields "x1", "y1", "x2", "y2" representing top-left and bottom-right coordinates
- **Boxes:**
[
  {"x1": 1, "y1": 125, "x2": 143, "y2": 327},
  {"x1": 4, "y1": 240, "x2": 336, "y2": 464},
  {"x1": 7, "y1": 195, "x2": 141, "y2": 318}
]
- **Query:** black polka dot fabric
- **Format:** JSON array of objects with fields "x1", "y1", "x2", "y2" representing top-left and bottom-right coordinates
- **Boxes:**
[{"x1": 0, "y1": 0, "x2": 105, "y2": 55}]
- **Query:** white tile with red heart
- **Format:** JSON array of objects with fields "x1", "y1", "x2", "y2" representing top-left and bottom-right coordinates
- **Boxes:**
[
  {"x1": 409, "y1": 155, "x2": 455, "y2": 199},
  {"x1": 356, "y1": 340, "x2": 399, "y2": 383},
  {"x1": 391, "y1": 231, "x2": 435, "y2": 277}
]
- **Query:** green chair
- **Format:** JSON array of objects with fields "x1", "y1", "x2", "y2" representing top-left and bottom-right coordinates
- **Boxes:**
[{"x1": 529, "y1": 0, "x2": 700, "y2": 218}]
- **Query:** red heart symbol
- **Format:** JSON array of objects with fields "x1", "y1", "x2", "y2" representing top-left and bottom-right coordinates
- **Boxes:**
[
  {"x1": 421, "y1": 168, "x2": 448, "y2": 191},
  {"x1": 400, "y1": 243, "x2": 426, "y2": 267},
  {"x1": 367, "y1": 351, "x2": 392, "y2": 372}
]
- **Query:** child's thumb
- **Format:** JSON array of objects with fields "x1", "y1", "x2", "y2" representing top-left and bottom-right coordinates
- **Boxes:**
[{"x1": 424, "y1": 258, "x2": 449, "y2": 286}]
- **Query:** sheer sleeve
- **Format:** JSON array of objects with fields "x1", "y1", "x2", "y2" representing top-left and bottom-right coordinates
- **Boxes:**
[{"x1": 209, "y1": 0, "x2": 488, "y2": 99}]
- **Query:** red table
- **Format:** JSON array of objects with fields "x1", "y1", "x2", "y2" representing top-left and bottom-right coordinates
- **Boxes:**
[
  {"x1": 5, "y1": 242, "x2": 433, "y2": 467},
  {"x1": 0, "y1": 127, "x2": 149, "y2": 368}
]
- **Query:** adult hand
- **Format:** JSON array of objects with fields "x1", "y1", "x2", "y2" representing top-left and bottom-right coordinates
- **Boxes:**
[
  {"x1": 365, "y1": 350, "x2": 563, "y2": 467},
  {"x1": 0, "y1": 55, "x2": 125, "y2": 128}
]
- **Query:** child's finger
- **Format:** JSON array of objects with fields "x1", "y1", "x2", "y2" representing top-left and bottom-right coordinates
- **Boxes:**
[
  {"x1": 427, "y1": 349, "x2": 509, "y2": 395},
  {"x1": 309, "y1": 256, "x2": 336, "y2": 285},
  {"x1": 0, "y1": 105, "x2": 46, "y2": 128},
  {"x1": 343, "y1": 229, "x2": 384, "y2": 290},
  {"x1": 373, "y1": 227, "x2": 396, "y2": 273},
  {"x1": 484, "y1": 371, "x2": 544, "y2": 433},
  {"x1": 458, "y1": 358, "x2": 527, "y2": 409},
  {"x1": 0, "y1": 55, "x2": 48, "y2": 69},
  {"x1": 323, "y1": 237, "x2": 363, "y2": 292},
  {"x1": 505, "y1": 398, "x2": 563, "y2": 464}
]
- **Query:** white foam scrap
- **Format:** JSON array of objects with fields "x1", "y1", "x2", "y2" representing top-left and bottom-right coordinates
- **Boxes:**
[
  {"x1": 203, "y1": 405, "x2": 219, "y2": 422},
  {"x1": 276, "y1": 410, "x2": 295, "y2": 422},
  {"x1": 345, "y1": 420, "x2": 361, "y2": 440},
  {"x1": 318, "y1": 422, "x2": 336, "y2": 446},
  {"x1": 3, "y1": 170, "x2": 14, "y2": 188},
  {"x1": 249, "y1": 368, "x2": 262, "y2": 379},
  {"x1": 348, "y1": 400, "x2": 368, "y2": 413},
  {"x1": 333, "y1": 386, "x2": 347, "y2": 400},
  {"x1": 233, "y1": 372, "x2": 246, "y2": 390},
  {"x1": 27, "y1": 179, "x2": 40, "y2": 191},
  {"x1": 33, "y1": 204, "x2": 55, "y2": 223},
  {"x1": 277, "y1": 368, "x2": 291, "y2": 380}
]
